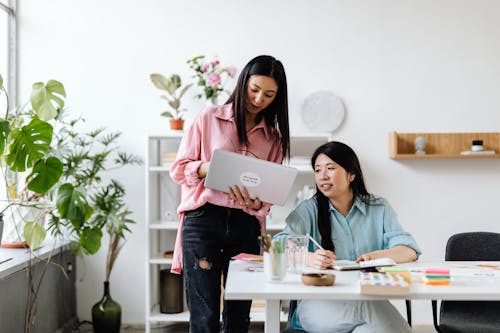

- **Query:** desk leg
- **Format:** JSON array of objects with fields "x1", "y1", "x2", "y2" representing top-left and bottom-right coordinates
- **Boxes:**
[{"x1": 265, "y1": 300, "x2": 280, "y2": 333}]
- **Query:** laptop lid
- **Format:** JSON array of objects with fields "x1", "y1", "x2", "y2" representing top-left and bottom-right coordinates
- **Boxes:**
[{"x1": 205, "y1": 149, "x2": 298, "y2": 206}]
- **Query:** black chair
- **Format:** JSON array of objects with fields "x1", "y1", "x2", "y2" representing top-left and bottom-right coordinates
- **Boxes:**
[
  {"x1": 282, "y1": 299, "x2": 413, "y2": 332},
  {"x1": 432, "y1": 232, "x2": 500, "y2": 333}
]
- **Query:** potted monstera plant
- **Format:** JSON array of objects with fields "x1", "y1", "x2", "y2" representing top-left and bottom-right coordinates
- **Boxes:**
[{"x1": 0, "y1": 74, "x2": 141, "y2": 333}]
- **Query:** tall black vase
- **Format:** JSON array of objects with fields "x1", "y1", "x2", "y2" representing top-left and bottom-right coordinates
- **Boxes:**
[{"x1": 92, "y1": 281, "x2": 121, "y2": 333}]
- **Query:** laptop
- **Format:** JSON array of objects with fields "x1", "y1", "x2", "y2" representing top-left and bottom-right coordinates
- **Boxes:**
[{"x1": 205, "y1": 149, "x2": 298, "y2": 206}]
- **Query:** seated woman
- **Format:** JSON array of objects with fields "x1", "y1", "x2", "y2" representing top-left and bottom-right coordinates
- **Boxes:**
[{"x1": 275, "y1": 141, "x2": 421, "y2": 333}]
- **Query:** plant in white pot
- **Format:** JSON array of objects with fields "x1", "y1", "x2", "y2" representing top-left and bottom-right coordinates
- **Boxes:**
[{"x1": 150, "y1": 73, "x2": 192, "y2": 130}]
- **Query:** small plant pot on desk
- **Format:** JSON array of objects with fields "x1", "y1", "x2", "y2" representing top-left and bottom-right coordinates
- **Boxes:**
[{"x1": 169, "y1": 119, "x2": 184, "y2": 131}]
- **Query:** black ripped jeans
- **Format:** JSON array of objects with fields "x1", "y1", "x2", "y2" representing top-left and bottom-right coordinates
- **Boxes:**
[{"x1": 182, "y1": 203, "x2": 261, "y2": 333}]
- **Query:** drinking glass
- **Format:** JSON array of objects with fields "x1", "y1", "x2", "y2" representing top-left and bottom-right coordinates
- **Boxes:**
[{"x1": 286, "y1": 235, "x2": 309, "y2": 273}]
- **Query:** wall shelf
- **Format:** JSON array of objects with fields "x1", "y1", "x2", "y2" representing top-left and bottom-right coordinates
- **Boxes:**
[{"x1": 389, "y1": 131, "x2": 500, "y2": 159}]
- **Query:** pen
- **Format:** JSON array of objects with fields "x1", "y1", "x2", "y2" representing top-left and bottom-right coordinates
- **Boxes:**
[{"x1": 306, "y1": 233, "x2": 325, "y2": 251}]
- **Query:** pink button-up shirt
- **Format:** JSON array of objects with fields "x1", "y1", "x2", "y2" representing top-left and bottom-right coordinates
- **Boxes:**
[{"x1": 169, "y1": 104, "x2": 283, "y2": 273}]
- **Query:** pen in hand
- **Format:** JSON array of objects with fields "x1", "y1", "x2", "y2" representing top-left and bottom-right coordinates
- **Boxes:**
[
  {"x1": 306, "y1": 233, "x2": 324, "y2": 251},
  {"x1": 306, "y1": 233, "x2": 335, "y2": 269}
]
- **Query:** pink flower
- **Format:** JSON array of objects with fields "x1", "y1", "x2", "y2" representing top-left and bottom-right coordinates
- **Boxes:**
[
  {"x1": 200, "y1": 63, "x2": 209, "y2": 73},
  {"x1": 224, "y1": 66, "x2": 237, "y2": 78},
  {"x1": 207, "y1": 73, "x2": 221, "y2": 87},
  {"x1": 211, "y1": 60, "x2": 220, "y2": 66}
]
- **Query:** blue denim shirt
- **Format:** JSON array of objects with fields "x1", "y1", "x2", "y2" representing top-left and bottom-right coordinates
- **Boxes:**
[{"x1": 274, "y1": 196, "x2": 421, "y2": 260}]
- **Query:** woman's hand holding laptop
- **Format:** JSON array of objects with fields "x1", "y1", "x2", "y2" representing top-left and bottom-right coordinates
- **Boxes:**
[
  {"x1": 229, "y1": 185, "x2": 262, "y2": 210},
  {"x1": 197, "y1": 155, "x2": 262, "y2": 210}
]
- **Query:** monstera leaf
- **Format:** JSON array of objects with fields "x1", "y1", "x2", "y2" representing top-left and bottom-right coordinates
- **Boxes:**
[
  {"x1": 30, "y1": 80, "x2": 66, "y2": 121},
  {"x1": 27, "y1": 156, "x2": 64, "y2": 194},
  {"x1": 56, "y1": 183, "x2": 93, "y2": 229},
  {"x1": 80, "y1": 226, "x2": 103, "y2": 255},
  {"x1": 6, "y1": 118, "x2": 53, "y2": 172},
  {"x1": 0, "y1": 119, "x2": 9, "y2": 155},
  {"x1": 24, "y1": 221, "x2": 47, "y2": 250}
]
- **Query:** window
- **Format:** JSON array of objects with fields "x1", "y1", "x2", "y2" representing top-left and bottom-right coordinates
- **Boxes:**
[
  {"x1": 0, "y1": 1, "x2": 16, "y2": 239},
  {"x1": 0, "y1": 3, "x2": 8, "y2": 89}
]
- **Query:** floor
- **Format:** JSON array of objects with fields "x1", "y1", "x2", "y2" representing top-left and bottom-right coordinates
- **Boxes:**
[
  {"x1": 74, "y1": 321, "x2": 286, "y2": 332},
  {"x1": 74, "y1": 321, "x2": 435, "y2": 332}
]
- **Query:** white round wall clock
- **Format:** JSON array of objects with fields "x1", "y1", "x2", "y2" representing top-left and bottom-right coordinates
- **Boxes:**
[{"x1": 301, "y1": 91, "x2": 345, "y2": 133}]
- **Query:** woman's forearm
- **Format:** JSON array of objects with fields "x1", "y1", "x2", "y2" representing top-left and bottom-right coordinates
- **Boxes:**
[{"x1": 359, "y1": 245, "x2": 417, "y2": 264}]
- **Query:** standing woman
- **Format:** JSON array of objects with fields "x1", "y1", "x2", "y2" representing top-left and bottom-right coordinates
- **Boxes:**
[
  {"x1": 275, "y1": 141, "x2": 421, "y2": 333},
  {"x1": 169, "y1": 55, "x2": 290, "y2": 333}
]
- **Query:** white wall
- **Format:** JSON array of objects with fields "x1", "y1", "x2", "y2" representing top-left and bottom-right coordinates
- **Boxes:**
[{"x1": 17, "y1": 0, "x2": 500, "y2": 326}]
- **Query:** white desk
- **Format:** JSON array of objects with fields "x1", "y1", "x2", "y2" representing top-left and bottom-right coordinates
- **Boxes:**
[{"x1": 224, "y1": 260, "x2": 500, "y2": 333}]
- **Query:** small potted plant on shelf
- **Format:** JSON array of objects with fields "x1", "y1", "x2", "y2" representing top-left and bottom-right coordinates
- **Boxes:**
[{"x1": 150, "y1": 73, "x2": 192, "y2": 131}]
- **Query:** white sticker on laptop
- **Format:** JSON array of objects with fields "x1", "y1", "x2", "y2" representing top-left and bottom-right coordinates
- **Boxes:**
[{"x1": 240, "y1": 172, "x2": 261, "y2": 187}]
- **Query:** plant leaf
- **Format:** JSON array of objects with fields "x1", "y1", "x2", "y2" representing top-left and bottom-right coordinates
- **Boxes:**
[
  {"x1": 24, "y1": 221, "x2": 46, "y2": 250},
  {"x1": 150, "y1": 73, "x2": 174, "y2": 95},
  {"x1": 160, "y1": 111, "x2": 174, "y2": 118},
  {"x1": 178, "y1": 83, "x2": 193, "y2": 99},
  {"x1": 56, "y1": 183, "x2": 93, "y2": 229},
  {"x1": 169, "y1": 99, "x2": 180, "y2": 110},
  {"x1": 170, "y1": 74, "x2": 181, "y2": 89},
  {"x1": 30, "y1": 80, "x2": 66, "y2": 121},
  {"x1": 0, "y1": 119, "x2": 10, "y2": 155},
  {"x1": 80, "y1": 226, "x2": 103, "y2": 254},
  {"x1": 6, "y1": 118, "x2": 53, "y2": 172},
  {"x1": 27, "y1": 156, "x2": 64, "y2": 194}
]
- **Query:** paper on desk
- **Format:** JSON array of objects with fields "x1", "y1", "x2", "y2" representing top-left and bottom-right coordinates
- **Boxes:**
[
  {"x1": 476, "y1": 261, "x2": 500, "y2": 270},
  {"x1": 407, "y1": 265, "x2": 500, "y2": 278},
  {"x1": 231, "y1": 253, "x2": 264, "y2": 262}
]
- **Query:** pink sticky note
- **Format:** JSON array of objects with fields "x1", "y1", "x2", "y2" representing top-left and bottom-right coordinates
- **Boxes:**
[{"x1": 425, "y1": 267, "x2": 450, "y2": 274}]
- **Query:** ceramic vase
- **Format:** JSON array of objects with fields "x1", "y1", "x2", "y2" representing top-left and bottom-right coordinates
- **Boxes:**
[{"x1": 92, "y1": 281, "x2": 121, "y2": 333}]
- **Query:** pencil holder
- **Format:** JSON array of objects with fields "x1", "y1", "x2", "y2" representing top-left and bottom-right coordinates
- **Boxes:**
[{"x1": 264, "y1": 252, "x2": 287, "y2": 282}]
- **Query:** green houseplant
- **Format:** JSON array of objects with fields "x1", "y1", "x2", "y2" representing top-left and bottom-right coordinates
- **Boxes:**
[
  {"x1": 0, "y1": 74, "x2": 141, "y2": 332},
  {"x1": 150, "y1": 73, "x2": 192, "y2": 130}
]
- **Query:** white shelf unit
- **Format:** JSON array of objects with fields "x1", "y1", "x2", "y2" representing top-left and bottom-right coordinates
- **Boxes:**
[
  {"x1": 145, "y1": 132, "x2": 330, "y2": 332},
  {"x1": 146, "y1": 133, "x2": 185, "y2": 332}
]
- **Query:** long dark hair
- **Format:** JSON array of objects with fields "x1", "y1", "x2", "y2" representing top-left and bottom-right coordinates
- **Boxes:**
[
  {"x1": 226, "y1": 55, "x2": 290, "y2": 159},
  {"x1": 311, "y1": 141, "x2": 371, "y2": 251}
]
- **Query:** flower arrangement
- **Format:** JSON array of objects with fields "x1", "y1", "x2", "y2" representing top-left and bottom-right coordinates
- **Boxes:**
[{"x1": 187, "y1": 55, "x2": 237, "y2": 105}]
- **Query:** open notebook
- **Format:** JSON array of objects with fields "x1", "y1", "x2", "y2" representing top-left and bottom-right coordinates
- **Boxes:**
[{"x1": 332, "y1": 258, "x2": 396, "y2": 271}]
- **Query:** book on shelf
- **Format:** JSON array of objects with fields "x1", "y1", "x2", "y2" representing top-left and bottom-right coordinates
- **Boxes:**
[{"x1": 162, "y1": 151, "x2": 177, "y2": 166}]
